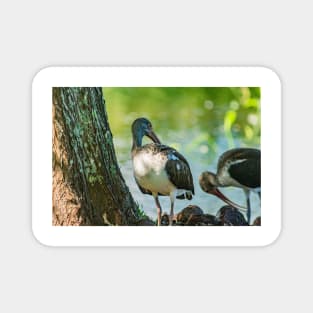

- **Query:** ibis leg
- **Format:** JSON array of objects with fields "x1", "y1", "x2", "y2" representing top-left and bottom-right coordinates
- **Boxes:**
[
  {"x1": 169, "y1": 192, "x2": 175, "y2": 226},
  {"x1": 153, "y1": 194, "x2": 162, "y2": 226},
  {"x1": 244, "y1": 189, "x2": 251, "y2": 225}
]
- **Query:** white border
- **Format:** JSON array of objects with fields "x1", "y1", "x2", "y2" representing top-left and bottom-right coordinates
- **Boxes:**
[{"x1": 32, "y1": 67, "x2": 281, "y2": 247}]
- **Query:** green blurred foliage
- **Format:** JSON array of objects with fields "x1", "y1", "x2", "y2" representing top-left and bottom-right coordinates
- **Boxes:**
[{"x1": 103, "y1": 87, "x2": 260, "y2": 163}]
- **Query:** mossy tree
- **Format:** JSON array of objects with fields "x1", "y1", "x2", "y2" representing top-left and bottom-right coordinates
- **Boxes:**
[{"x1": 52, "y1": 87, "x2": 141, "y2": 225}]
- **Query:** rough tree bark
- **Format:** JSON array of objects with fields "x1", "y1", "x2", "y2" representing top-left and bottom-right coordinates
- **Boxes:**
[{"x1": 52, "y1": 87, "x2": 140, "y2": 225}]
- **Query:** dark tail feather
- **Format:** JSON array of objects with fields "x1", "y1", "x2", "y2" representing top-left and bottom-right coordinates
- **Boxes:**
[
  {"x1": 176, "y1": 191, "x2": 193, "y2": 200},
  {"x1": 186, "y1": 191, "x2": 193, "y2": 200}
]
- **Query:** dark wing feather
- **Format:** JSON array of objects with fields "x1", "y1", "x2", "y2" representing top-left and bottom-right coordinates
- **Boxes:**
[
  {"x1": 164, "y1": 149, "x2": 195, "y2": 194},
  {"x1": 218, "y1": 148, "x2": 260, "y2": 169},
  {"x1": 228, "y1": 154, "x2": 261, "y2": 188},
  {"x1": 134, "y1": 143, "x2": 195, "y2": 195}
]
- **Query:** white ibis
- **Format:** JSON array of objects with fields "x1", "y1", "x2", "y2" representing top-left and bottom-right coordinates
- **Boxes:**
[
  {"x1": 199, "y1": 148, "x2": 260, "y2": 224},
  {"x1": 131, "y1": 118, "x2": 194, "y2": 226}
]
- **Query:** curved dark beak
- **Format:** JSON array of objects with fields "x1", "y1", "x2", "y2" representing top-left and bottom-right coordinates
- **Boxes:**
[
  {"x1": 146, "y1": 129, "x2": 161, "y2": 144},
  {"x1": 212, "y1": 188, "x2": 247, "y2": 212}
]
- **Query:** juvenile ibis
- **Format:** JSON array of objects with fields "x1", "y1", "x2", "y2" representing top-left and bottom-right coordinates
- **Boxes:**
[
  {"x1": 199, "y1": 148, "x2": 260, "y2": 224},
  {"x1": 131, "y1": 118, "x2": 194, "y2": 226},
  {"x1": 215, "y1": 205, "x2": 248, "y2": 226},
  {"x1": 176, "y1": 205, "x2": 204, "y2": 225}
]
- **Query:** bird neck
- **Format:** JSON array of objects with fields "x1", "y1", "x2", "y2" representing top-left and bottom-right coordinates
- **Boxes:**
[
  {"x1": 211, "y1": 173, "x2": 220, "y2": 187},
  {"x1": 213, "y1": 174, "x2": 224, "y2": 187},
  {"x1": 132, "y1": 131, "x2": 143, "y2": 151}
]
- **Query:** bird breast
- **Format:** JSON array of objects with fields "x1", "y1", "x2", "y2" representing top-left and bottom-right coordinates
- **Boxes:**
[{"x1": 132, "y1": 151, "x2": 176, "y2": 195}]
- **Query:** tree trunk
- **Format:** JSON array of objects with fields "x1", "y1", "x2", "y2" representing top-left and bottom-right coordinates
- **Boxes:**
[{"x1": 52, "y1": 87, "x2": 140, "y2": 225}]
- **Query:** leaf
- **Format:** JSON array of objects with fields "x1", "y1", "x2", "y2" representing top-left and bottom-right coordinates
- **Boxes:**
[{"x1": 224, "y1": 110, "x2": 237, "y2": 148}]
